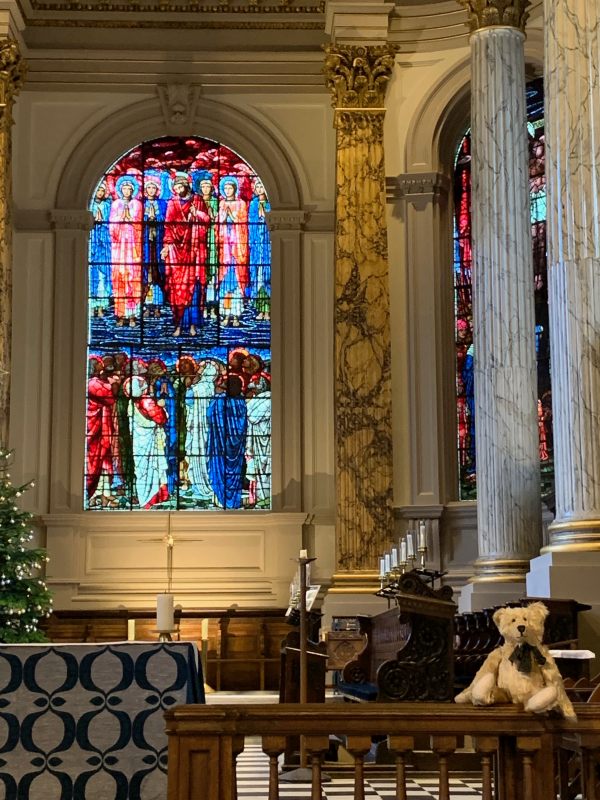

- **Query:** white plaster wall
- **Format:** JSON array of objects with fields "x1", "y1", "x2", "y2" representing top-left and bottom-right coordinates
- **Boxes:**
[{"x1": 10, "y1": 82, "x2": 336, "y2": 609}]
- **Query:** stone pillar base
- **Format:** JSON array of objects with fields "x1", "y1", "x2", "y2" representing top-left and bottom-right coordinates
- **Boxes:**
[
  {"x1": 458, "y1": 580, "x2": 526, "y2": 613},
  {"x1": 527, "y1": 552, "x2": 600, "y2": 667}
]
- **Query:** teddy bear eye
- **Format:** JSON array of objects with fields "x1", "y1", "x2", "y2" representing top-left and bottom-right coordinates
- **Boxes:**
[{"x1": 512, "y1": 618, "x2": 516, "y2": 623}]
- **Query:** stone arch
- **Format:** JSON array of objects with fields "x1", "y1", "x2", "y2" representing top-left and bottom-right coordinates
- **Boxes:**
[{"x1": 55, "y1": 95, "x2": 304, "y2": 211}]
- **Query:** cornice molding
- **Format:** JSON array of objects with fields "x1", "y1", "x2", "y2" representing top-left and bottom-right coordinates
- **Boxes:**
[
  {"x1": 49, "y1": 209, "x2": 93, "y2": 231},
  {"x1": 389, "y1": 171, "x2": 451, "y2": 202},
  {"x1": 267, "y1": 209, "x2": 307, "y2": 231}
]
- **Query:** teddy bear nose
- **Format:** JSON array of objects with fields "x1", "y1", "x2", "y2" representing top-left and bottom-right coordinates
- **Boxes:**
[{"x1": 517, "y1": 625, "x2": 526, "y2": 633}]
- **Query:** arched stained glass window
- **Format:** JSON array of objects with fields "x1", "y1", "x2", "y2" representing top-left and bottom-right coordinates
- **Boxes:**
[
  {"x1": 85, "y1": 136, "x2": 272, "y2": 511},
  {"x1": 453, "y1": 78, "x2": 552, "y2": 500}
]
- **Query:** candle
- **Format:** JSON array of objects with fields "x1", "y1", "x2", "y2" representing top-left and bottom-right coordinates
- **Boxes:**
[
  {"x1": 400, "y1": 540, "x2": 407, "y2": 564},
  {"x1": 391, "y1": 546, "x2": 398, "y2": 568},
  {"x1": 157, "y1": 592, "x2": 174, "y2": 632},
  {"x1": 379, "y1": 556, "x2": 386, "y2": 579},
  {"x1": 201, "y1": 618, "x2": 209, "y2": 641},
  {"x1": 384, "y1": 553, "x2": 391, "y2": 574},
  {"x1": 418, "y1": 520, "x2": 427, "y2": 550},
  {"x1": 127, "y1": 619, "x2": 135, "y2": 641},
  {"x1": 300, "y1": 548, "x2": 308, "y2": 558},
  {"x1": 406, "y1": 532, "x2": 414, "y2": 558}
]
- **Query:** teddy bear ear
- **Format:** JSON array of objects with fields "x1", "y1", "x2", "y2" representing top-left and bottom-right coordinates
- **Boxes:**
[
  {"x1": 493, "y1": 607, "x2": 507, "y2": 628},
  {"x1": 527, "y1": 601, "x2": 549, "y2": 623}
]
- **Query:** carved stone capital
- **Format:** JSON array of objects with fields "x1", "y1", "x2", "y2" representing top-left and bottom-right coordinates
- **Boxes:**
[
  {"x1": 323, "y1": 43, "x2": 396, "y2": 110},
  {"x1": 266, "y1": 209, "x2": 307, "y2": 232},
  {"x1": 157, "y1": 83, "x2": 202, "y2": 133},
  {"x1": 458, "y1": 0, "x2": 530, "y2": 33},
  {"x1": 49, "y1": 209, "x2": 94, "y2": 232},
  {"x1": 0, "y1": 39, "x2": 26, "y2": 119}
]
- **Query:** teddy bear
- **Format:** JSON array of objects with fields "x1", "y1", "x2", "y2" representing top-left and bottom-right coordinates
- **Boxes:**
[{"x1": 454, "y1": 601, "x2": 576, "y2": 720}]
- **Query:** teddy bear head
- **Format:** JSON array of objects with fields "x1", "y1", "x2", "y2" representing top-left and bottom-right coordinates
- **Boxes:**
[{"x1": 492, "y1": 602, "x2": 548, "y2": 646}]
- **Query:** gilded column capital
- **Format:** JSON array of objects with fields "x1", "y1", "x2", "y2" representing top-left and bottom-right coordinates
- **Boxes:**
[
  {"x1": 458, "y1": 0, "x2": 530, "y2": 33},
  {"x1": 0, "y1": 39, "x2": 25, "y2": 119},
  {"x1": 323, "y1": 43, "x2": 396, "y2": 110}
]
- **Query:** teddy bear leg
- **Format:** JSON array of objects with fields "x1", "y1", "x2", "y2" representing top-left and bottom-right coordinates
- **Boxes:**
[
  {"x1": 471, "y1": 673, "x2": 497, "y2": 706},
  {"x1": 525, "y1": 685, "x2": 558, "y2": 714}
]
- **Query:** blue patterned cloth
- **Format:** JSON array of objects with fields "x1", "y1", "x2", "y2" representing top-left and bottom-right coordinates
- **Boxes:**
[{"x1": 0, "y1": 641, "x2": 203, "y2": 799}]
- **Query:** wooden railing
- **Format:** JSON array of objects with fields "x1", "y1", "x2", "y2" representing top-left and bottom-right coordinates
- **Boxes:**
[{"x1": 165, "y1": 702, "x2": 600, "y2": 800}]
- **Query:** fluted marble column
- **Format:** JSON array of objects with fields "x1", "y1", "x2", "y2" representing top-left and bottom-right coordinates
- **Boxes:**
[
  {"x1": 323, "y1": 45, "x2": 395, "y2": 587},
  {"x1": 527, "y1": 2, "x2": 600, "y2": 657},
  {"x1": 459, "y1": 1, "x2": 541, "y2": 605},
  {"x1": 543, "y1": 1, "x2": 600, "y2": 551},
  {"x1": 0, "y1": 39, "x2": 24, "y2": 444}
]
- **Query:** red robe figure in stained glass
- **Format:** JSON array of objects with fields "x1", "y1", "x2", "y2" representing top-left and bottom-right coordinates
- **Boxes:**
[
  {"x1": 109, "y1": 176, "x2": 143, "y2": 327},
  {"x1": 161, "y1": 172, "x2": 210, "y2": 337},
  {"x1": 86, "y1": 356, "x2": 120, "y2": 502}
]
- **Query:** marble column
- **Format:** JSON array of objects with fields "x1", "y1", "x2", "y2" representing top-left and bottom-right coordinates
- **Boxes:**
[
  {"x1": 527, "y1": 1, "x2": 600, "y2": 657},
  {"x1": 323, "y1": 45, "x2": 395, "y2": 589},
  {"x1": 458, "y1": 1, "x2": 542, "y2": 609},
  {"x1": 0, "y1": 39, "x2": 24, "y2": 445}
]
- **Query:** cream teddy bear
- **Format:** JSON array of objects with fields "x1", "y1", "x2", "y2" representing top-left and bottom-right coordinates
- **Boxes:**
[{"x1": 455, "y1": 601, "x2": 576, "y2": 720}]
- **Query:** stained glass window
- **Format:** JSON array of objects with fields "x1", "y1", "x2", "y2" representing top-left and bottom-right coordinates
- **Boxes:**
[
  {"x1": 453, "y1": 78, "x2": 552, "y2": 500},
  {"x1": 85, "y1": 136, "x2": 272, "y2": 510}
]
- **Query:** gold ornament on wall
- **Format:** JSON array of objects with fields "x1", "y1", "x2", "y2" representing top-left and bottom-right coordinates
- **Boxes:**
[
  {"x1": 0, "y1": 39, "x2": 25, "y2": 120},
  {"x1": 323, "y1": 44, "x2": 396, "y2": 110},
  {"x1": 458, "y1": 0, "x2": 530, "y2": 33}
]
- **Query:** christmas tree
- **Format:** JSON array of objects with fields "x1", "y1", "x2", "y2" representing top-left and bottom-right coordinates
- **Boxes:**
[{"x1": 0, "y1": 447, "x2": 52, "y2": 642}]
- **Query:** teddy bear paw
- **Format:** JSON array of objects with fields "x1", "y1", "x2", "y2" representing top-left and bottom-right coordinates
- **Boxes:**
[
  {"x1": 525, "y1": 686, "x2": 558, "y2": 714},
  {"x1": 471, "y1": 674, "x2": 497, "y2": 706}
]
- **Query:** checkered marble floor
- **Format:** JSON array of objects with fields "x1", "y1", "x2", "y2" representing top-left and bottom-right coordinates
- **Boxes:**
[{"x1": 237, "y1": 742, "x2": 484, "y2": 800}]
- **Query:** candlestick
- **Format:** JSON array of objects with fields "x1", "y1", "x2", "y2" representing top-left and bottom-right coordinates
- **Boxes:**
[
  {"x1": 157, "y1": 592, "x2": 174, "y2": 633},
  {"x1": 165, "y1": 512, "x2": 174, "y2": 593},
  {"x1": 418, "y1": 520, "x2": 427, "y2": 551}
]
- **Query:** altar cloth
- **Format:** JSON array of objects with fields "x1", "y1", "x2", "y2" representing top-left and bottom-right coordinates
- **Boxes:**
[{"x1": 0, "y1": 641, "x2": 203, "y2": 799}]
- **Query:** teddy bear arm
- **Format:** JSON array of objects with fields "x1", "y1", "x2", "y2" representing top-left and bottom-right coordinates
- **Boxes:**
[
  {"x1": 455, "y1": 649, "x2": 503, "y2": 705},
  {"x1": 539, "y1": 654, "x2": 577, "y2": 720}
]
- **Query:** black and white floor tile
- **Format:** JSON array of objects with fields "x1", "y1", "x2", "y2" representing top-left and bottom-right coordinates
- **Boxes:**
[{"x1": 236, "y1": 742, "x2": 484, "y2": 800}]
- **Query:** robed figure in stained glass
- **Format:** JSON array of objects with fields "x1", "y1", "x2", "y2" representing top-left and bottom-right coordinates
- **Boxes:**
[
  {"x1": 218, "y1": 176, "x2": 249, "y2": 327},
  {"x1": 86, "y1": 356, "x2": 120, "y2": 504},
  {"x1": 89, "y1": 182, "x2": 112, "y2": 318},
  {"x1": 207, "y1": 375, "x2": 248, "y2": 508},
  {"x1": 248, "y1": 179, "x2": 271, "y2": 322},
  {"x1": 182, "y1": 357, "x2": 220, "y2": 503},
  {"x1": 109, "y1": 175, "x2": 143, "y2": 327},
  {"x1": 148, "y1": 359, "x2": 179, "y2": 498},
  {"x1": 123, "y1": 374, "x2": 169, "y2": 508},
  {"x1": 193, "y1": 170, "x2": 219, "y2": 320},
  {"x1": 161, "y1": 172, "x2": 210, "y2": 337},
  {"x1": 143, "y1": 172, "x2": 167, "y2": 318}
]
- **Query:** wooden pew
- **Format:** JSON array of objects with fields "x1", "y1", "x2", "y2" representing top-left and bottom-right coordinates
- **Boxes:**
[{"x1": 337, "y1": 572, "x2": 456, "y2": 702}]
